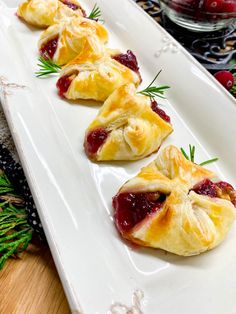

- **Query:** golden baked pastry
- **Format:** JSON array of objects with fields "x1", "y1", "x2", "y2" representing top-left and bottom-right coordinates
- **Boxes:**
[
  {"x1": 83, "y1": 84, "x2": 173, "y2": 161},
  {"x1": 38, "y1": 16, "x2": 108, "y2": 65},
  {"x1": 113, "y1": 145, "x2": 236, "y2": 256},
  {"x1": 17, "y1": 0, "x2": 86, "y2": 28},
  {"x1": 56, "y1": 49, "x2": 142, "y2": 100}
]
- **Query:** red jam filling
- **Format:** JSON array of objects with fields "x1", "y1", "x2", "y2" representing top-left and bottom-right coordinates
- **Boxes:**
[
  {"x1": 192, "y1": 179, "x2": 217, "y2": 197},
  {"x1": 40, "y1": 37, "x2": 59, "y2": 60},
  {"x1": 60, "y1": 0, "x2": 86, "y2": 15},
  {"x1": 151, "y1": 100, "x2": 171, "y2": 123},
  {"x1": 56, "y1": 75, "x2": 72, "y2": 98},
  {"x1": 60, "y1": 0, "x2": 79, "y2": 10},
  {"x1": 192, "y1": 179, "x2": 236, "y2": 206},
  {"x1": 112, "y1": 50, "x2": 140, "y2": 73},
  {"x1": 84, "y1": 128, "x2": 108, "y2": 156},
  {"x1": 113, "y1": 192, "x2": 165, "y2": 233}
]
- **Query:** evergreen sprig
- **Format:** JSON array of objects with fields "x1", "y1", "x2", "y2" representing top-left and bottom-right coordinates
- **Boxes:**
[
  {"x1": 138, "y1": 70, "x2": 170, "y2": 100},
  {"x1": 35, "y1": 57, "x2": 61, "y2": 77},
  {"x1": 88, "y1": 4, "x2": 104, "y2": 22},
  {"x1": 181, "y1": 145, "x2": 218, "y2": 166},
  {"x1": 0, "y1": 171, "x2": 33, "y2": 270}
]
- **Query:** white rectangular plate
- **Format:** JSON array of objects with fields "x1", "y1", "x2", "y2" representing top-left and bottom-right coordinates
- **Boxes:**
[{"x1": 1, "y1": 1, "x2": 236, "y2": 313}]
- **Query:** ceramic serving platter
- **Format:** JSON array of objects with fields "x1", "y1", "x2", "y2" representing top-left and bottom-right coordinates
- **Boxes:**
[{"x1": 1, "y1": 0, "x2": 236, "y2": 313}]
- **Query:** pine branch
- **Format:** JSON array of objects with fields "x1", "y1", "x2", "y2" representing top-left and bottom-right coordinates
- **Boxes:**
[{"x1": 0, "y1": 172, "x2": 33, "y2": 270}]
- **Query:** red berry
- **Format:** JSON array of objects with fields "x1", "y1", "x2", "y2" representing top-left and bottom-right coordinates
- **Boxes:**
[
  {"x1": 169, "y1": 0, "x2": 199, "y2": 16},
  {"x1": 222, "y1": 1, "x2": 236, "y2": 16},
  {"x1": 214, "y1": 71, "x2": 235, "y2": 91},
  {"x1": 203, "y1": 0, "x2": 223, "y2": 12}
]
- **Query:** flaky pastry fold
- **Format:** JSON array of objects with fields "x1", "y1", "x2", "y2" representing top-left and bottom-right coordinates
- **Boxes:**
[
  {"x1": 17, "y1": 0, "x2": 85, "y2": 28},
  {"x1": 113, "y1": 145, "x2": 236, "y2": 256},
  {"x1": 84, "y1": 84, "x2": 173, "y2": 161}
]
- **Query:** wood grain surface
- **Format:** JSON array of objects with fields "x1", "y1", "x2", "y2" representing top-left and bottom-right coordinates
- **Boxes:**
[{"x1": 0, "y1": 239, "x2": 70, "y2": 314}]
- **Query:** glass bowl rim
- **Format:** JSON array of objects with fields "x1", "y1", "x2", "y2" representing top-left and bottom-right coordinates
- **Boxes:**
[{"x1": 159, "y1": 0, "x2": 236, "y2": 17}]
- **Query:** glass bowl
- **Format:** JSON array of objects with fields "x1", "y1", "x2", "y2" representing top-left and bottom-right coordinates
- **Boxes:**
[{"x1": 159, "y1": 0, "x2": 236, "y2": 32}]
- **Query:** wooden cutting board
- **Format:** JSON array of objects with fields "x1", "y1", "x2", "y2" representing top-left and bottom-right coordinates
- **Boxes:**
[{"x1": 0, "y1": 239, "x2": 70, "y2": 314}]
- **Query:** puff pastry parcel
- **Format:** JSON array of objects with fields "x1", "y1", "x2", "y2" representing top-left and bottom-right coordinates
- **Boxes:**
[
  {"x1": 38, "y1": 16, "x2": 108, "y2": 65},
  {"x1": 84, "y1": 84, "x2": 173, "y2": 161},
  {"x1": 56, "y1": 49, "x2": 141, "y2": 100},
  {"x1": 113, "y1": 145, "x2": 236, "y2": 256},
  {"x1": 17, "y1": 0, "x2": 86, "y2": 28}
]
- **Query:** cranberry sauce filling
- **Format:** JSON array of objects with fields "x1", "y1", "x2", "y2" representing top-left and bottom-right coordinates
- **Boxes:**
[
  {"x1": 192, "y1": 179, "x2": 236, "y2": 206},
  {"x1": 112, "y1": 50, "x2": 140, "y2": 73},
  {"x1": 61, "y1": 0, "x2": 87, "y2": 16},
  {"x1": 151, "y1": 100, "x2": 171, "y2": 123},
  {"x1": 113, "y1": 192, "x2": 166, "y2": 234},
  {"x1": 192, "y1": 179, "x2": 217, "y2": 197},
  {"x1": 215, "y1": 181, "x2": 236, "y2": 205},
  {"x1": 60, "y1": 0, "x2": 79, "y2": 10},
  {"x1": 84, "y1": 128, "x2": 108, "y2": 156},
  {"x1": 56, "y1": 75, "x2": 72, "y2": 98},
  {"x1": 40, "y1": 37, "x2": 59, "y2": 60}
]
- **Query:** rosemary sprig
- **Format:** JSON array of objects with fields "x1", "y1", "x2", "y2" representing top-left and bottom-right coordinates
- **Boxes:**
[
  {"x1": 138, "y1": 70, "x2": 170, "y2": 100},
  {"x1": 88, "y1": 4, "x2": 104, "y2": 22},
  {"x1": 180, "y1": 145, "x2": 218, "y2": 166},
  {"x1": 35, "y1": 57, "x2": 61, "y2": 77},
  {"x1": 0, "y1": 172, "x2": 33, "y2": 270}
]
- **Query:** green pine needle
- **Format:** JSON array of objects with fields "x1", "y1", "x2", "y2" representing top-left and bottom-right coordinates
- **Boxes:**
[
  {"x1": 0, "y1": 172, "x2": 33, "y2": 270},
  {"x1": 0, "y1": 174, "x2": 13, "y2": 194},
  {"x1": 35, "y1": 57, "x2": 61, "y2": 77},
  {"x1": 88, "y1": 4, "x2": 104, "y2": 22},
  {"x1": 0, "y1": 173, "x2": 11, "y2": 186},
  {"x1": 180, "y1": 145, "x2": 218, "y2": 167},
  {"x1": 138, "y1": 70, "x2": 170, "y2": 100}
]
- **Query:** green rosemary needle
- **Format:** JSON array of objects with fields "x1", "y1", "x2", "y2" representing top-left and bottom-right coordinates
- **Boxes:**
[
  {"x1": 190, "y1": 144, "x2": 195, "y2": 163},
  {"x1": 199, "y1": 158, "x2": 219, "y2": 166},
  {"x1": 180, "y1": 145, "x2": 218, "y2": 166},
  {"x1": 35, "y1": 57, "x2": 61, "y2": 77},
  {"x1": 88, "y1": 3, "x2": 104, "y2": 22},
  {"x1": 180, "y1": 147, "x2": 190, "y2": 161},
  {"x1": 138, "y1": 70, "x2": 170, "y2": 100}
]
